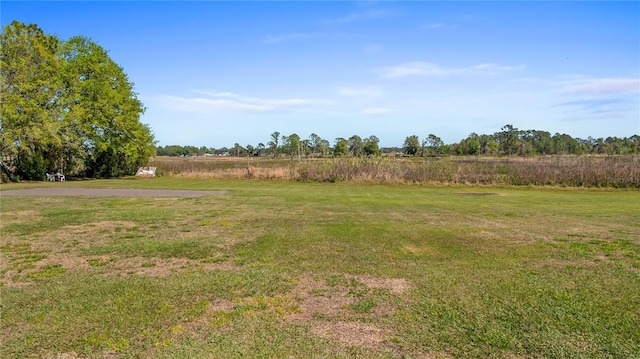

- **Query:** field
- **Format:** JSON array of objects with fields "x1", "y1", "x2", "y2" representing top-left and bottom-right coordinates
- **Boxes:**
[
  {"x1": 1, "y1": 177, "x2": 639, "y2": 358},
  {"x1": 150, "y1": 155, "x2": 640, "y2": 188}
]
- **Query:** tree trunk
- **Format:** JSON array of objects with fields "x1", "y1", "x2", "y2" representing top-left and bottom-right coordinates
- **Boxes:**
[{"x1": 0, "y1": 161, "x2": 17, "y2": 182}]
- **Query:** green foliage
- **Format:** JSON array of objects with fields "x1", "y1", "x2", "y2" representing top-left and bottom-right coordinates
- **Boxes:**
[
  {"x1": 15, "y1": 151, "x2": 47, "y2": 180},
  {"x1": 157, "y1": 145, "x2": 215, "y2": 157},
  {"x1": 282, "y1": 133, "x2": 301, "y2": 158},
  {"x1": 0, "y1": 21, "x2": 155, "y2": 180},
  {"x1": 333, "y1": 137, "x2": 349, "y2": 156},
  {"x1": 348, "y1": 135, "x2": 364, "y2": 156},
  {"x1": 403, "y1": 135, "x2": 420, "y2": 155},
  {"x1": 268, "y1": 131, "x2": 280, "y2": 158},
  {"x1": 425, "y1": 133, "x2": 445, "y2": 156},
  {"x1": 363, "y1": 135, "x2": 381, "y2": 156},
  {"x1": 0, "y1": 21, "x2": 63, "y2": 179}
]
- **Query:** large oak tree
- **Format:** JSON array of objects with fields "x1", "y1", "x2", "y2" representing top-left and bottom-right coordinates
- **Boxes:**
[{"x1": 0, "y1": 21, "x2": 154, "y2": 180}]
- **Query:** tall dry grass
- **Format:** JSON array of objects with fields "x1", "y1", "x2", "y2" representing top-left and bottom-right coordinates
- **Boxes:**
[{"x1": 150, "y1": 155, "x2": 640, "y2": 187}]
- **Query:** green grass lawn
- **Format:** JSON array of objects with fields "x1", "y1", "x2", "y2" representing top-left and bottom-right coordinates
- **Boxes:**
[{"x1": 1, "y1": 178, "x2": 639, "y2": 358}]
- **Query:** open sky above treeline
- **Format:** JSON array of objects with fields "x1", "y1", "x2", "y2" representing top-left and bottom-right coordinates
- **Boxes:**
[{"x1": 3, "y1": 1, "x2": 639, "y2": 148}]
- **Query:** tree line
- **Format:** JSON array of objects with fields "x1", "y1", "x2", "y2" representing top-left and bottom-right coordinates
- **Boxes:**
[
  {"x1": 159, "y1": 126, "x2": 639, "y2": 158},
  {"x1": 0, "y1": 21, "x2": 155, "y2": 181}
]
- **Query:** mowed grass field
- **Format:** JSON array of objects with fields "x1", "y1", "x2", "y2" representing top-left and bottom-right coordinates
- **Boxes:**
[{"x1": 1, "y1": 178, "x2": 639, "y2": 358}]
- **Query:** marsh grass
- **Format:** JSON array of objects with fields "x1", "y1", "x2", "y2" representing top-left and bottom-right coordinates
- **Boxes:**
[
  {"x1": 151, "y1": 155, "x2": 640, "y2": 187},
  {"x1": 1, "y1": 178, "x2": 639, "y2": 358}
]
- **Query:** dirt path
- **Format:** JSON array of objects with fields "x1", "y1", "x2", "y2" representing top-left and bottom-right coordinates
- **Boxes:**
[{"x1": 0, "y1": 188, "x2": 227, "y2": 197}]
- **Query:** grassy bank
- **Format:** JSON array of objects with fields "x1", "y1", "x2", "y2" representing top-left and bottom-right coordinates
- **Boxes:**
[
  {"x1": 151, "y1": 155, "x2": 640, "y2": 188},
  {"x1": 1, "y1": 178, "x2": 639, "y2": 358}
]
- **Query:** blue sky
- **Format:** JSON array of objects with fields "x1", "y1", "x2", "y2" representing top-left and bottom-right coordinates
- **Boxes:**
[{"x1": 3, "y1": 1, "x2": 639, "y2": 148}]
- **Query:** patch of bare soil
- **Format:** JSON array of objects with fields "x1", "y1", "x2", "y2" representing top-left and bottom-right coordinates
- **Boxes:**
[
  {"x1": 285, "y1": 274, "x2": 412, "y2": 354},
  {"x1": 287, "y1": 276, "x2": 352, "y2": 322},
  {"x1": 345, "y1": 274, "x2": 413, "y2": 295},
  {"x1": 44, "y1": 351, "x2": 118, "y2": 359},
  {"x1": 207, "y1": 298, "x2": 237, "y2": 312},
  {"x1": 311, "y1": 321, "x2": 392, "y2": 349}
]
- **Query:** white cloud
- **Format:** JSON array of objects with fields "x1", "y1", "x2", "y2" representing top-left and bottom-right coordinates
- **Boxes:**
[
  {"x1": 567, "y1": 78, "x2": 640, "y2": 95},
  {"x1": 326, "y1": 9, "x2": 392, "y2": 24},
  {"x1": 472, "y1": 63, "x2": 526, "y2": 74},
  {"x1": 360, "y1": 107, "x2": 392, "y2": 116},
  {"x1": 154, "y1": 95, "x2": 271, "y2": 112},
  {"x1": 262, "y1": 33, "x2": 315, "y2": 44},
  {"x1": 337, "y1": 85, "x2": 382, "y2": 98},
  {"x1": 153, "y1": 91, "x2": 331, "y2": 113},
  {"x1": 378, "y1": 61, "x2": 525, "y2": 78}
]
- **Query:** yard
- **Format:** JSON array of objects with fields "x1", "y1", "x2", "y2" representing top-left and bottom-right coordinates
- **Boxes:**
[{"x1": 1, "y1": 178, "x2": 639, "y2": 358}]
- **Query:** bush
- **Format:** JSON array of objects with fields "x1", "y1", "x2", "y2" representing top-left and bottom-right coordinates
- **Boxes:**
[{"x1": 15, "y1": 153, "x2": 47, "y2": 181}]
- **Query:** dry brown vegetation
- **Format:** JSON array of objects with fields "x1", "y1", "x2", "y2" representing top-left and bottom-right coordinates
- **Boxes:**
[{"x1": 151, "y1": 155, "x2": 640, "y2": 187}]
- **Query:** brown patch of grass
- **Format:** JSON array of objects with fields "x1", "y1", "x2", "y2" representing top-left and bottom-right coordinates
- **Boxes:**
[
  {"x1": 411, "y1": 352, "x2": 455, "y2": 359},
  {"x1": 311, "y1": 321, "x2": 392, "y2": 349},
  {"x1": 345, "y1": 274, "x2": 412, "y2": 295},
  {"x1": 34, "y1": 221, "x2": 137, "y2": 246},
  {"x1": 0, "y1": 210, "x2": 42, "y2": 227},
  {"x1": 2, "y1": 253, "x2": 240, "y2": 287},
  {"x1": 283, "y1": 274, "x2": 409, "y2": 352},
  {"x1": 287, "y1": 276, "x2": 353, "y2": 322},
  {"x1": 42, "y1": 351, "x2": 118, "y2": 359},
  {"x1": 207, "y1": 298, "x2": 237, "y2": 312},
  {"x1": 287, "y1": 274, "x2": 411, "y2": 321},
  {"x1": 99, "y1": 256, "x2": 239, "y2": 277},
  {"x1": 63, "y1": 221, "x2": 137, "y2": 233}
]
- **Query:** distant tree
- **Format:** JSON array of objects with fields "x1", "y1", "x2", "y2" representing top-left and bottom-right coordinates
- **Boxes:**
[
  {"x1": 479, "y1": 134, "x2": 499, "y2": 155},
  {"x1": 215, "y1": 147, "x2": 229, "y2": 156},
  {"x1": 403, "y1": 135, "x2": 420, "y2": 156},
  {"x1": 363, "y1": 135, "x2": 381, "y2": 156},
  {"x1": 282, "y1": 133, "x2": 301, "y2": 159},
  {"x1": 256, "y1": 142, "x2": 265, "y2": 156},
  {"x1": 309, "y1": 133, "x2": 322, "y2": 157},
  {"x1": 156, "y1": 145, "x2": 190, "y2": 157},
  {"x1": 301, "y1": 139, "x2": 311, "y2": 157},
  {"x1": 348, "y1": 135, "x2": 363, "y2": 157},
  {"x1": 318, "y1": 139, "x2": 331, "y2": 157},
  {"x1": 231, "y1": 143, "x2": 244, "y2": 156},
  {"x1": 520, "y1": 130, "x2": 552, "y2": 155},
  {"x1": 425, "y1": 134, "x2": 444, "y2": 156},
  {"x1": 458, "y1": 133, "x2": 481, "y2": 155},
  {"x1": 333, "y1": 138, "x2": 349, "y2": 156},
  {"x1": 268, "y1": 131, "x2": 280, "y2": 158},
  {"x1": 495, "y1": 124, "x2": 520, "y2": 156},
  {"x1": 631, "y1": 135, "x2": 640, "y2": 154},
  {"x1": 552, "y1": 133, "x2": 581, "y2": 155}
]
